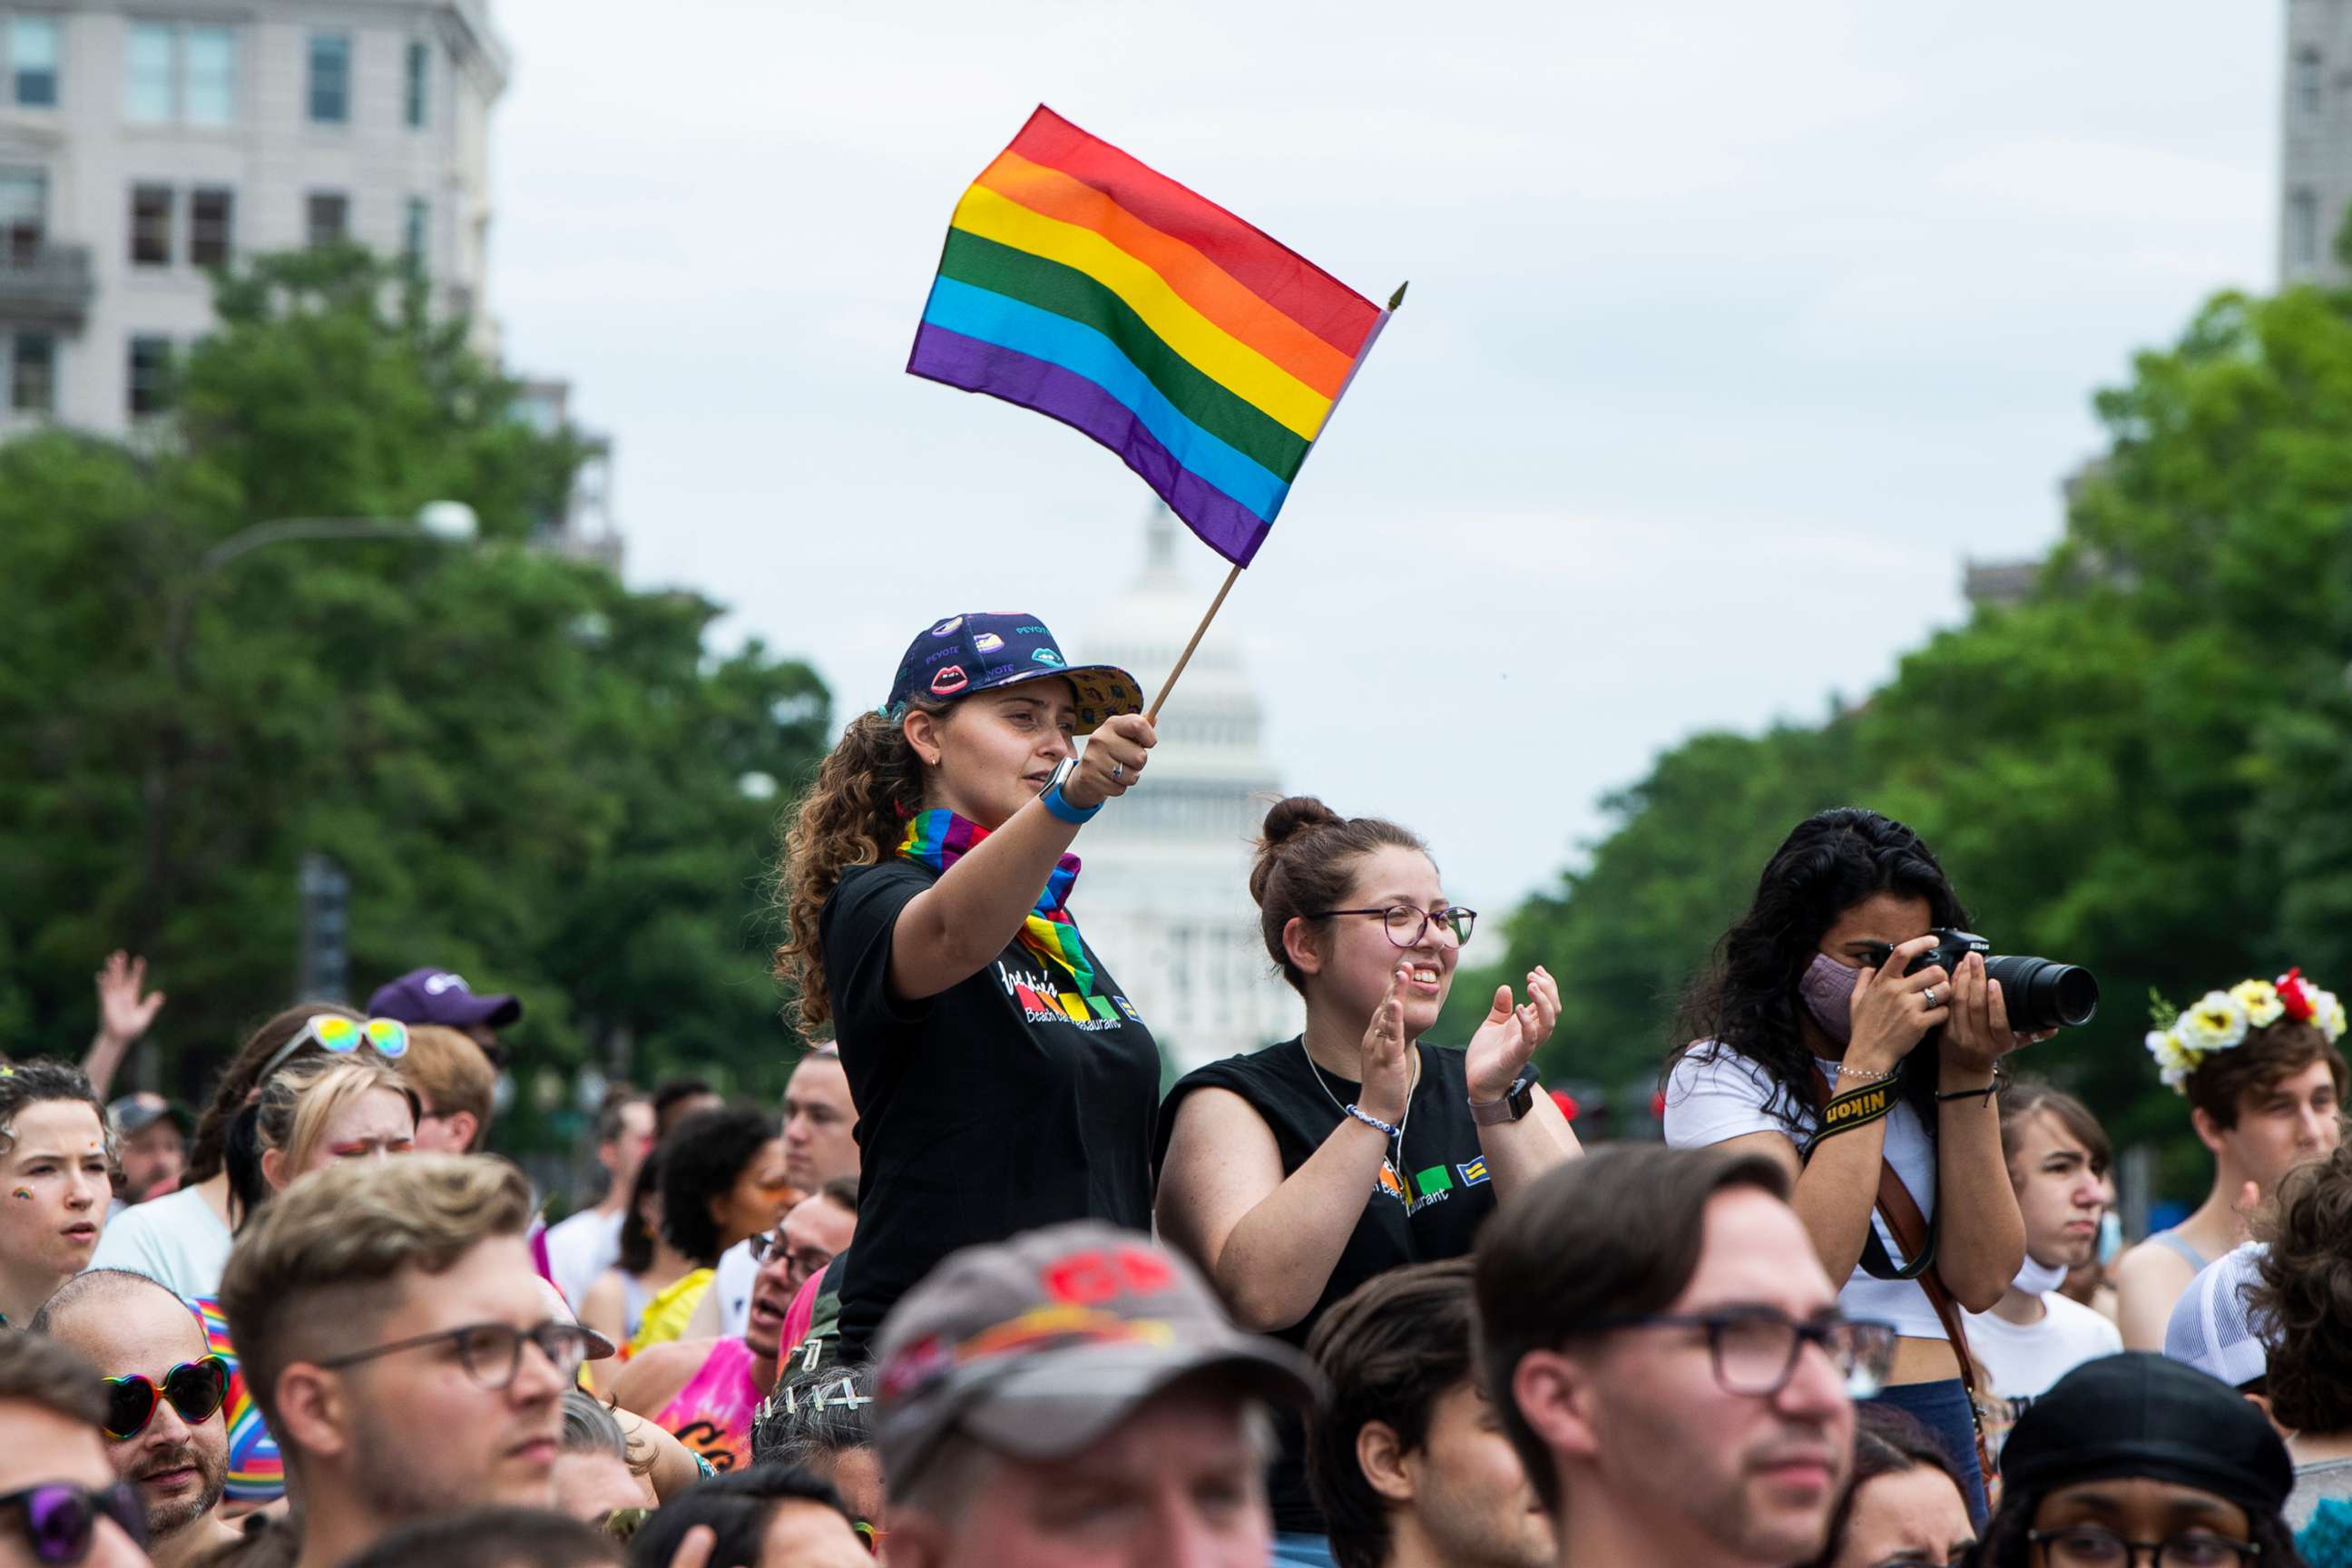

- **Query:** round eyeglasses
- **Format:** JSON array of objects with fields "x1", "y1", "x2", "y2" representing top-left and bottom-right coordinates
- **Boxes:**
[
  {"x1": 1306, "y1": 906, "x2": 1477, "y2": 948},
  {"x1": 0, "y1": 1485, "x2": 145, "y2": 1566}
]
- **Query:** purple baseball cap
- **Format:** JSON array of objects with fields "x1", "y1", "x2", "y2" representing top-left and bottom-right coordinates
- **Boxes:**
[
  {"x1": 883, "y1": 612, "x2": 1142, "y2": 735},
  {"x1": 873, "y1": 1221, "x2": 1318, "y2": 1494},
  {"x1": 366, "y1": 968, "x2": 522, "y2": 1031}
]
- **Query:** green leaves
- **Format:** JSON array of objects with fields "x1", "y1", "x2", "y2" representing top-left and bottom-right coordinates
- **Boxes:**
[
  {"x1": 0, "y1": 249, "x2": 827, "y2": 1123},
  {"x1": 1479, "y1": 276, "x2": 2352, "y2": 1171}
]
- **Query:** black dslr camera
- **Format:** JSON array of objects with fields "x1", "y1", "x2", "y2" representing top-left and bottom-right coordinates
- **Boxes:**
[{"x1": 1877, "y1": 928, "x2": 2100, "y2": 1032}]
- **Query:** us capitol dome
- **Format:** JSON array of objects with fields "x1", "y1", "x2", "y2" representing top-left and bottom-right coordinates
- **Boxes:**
[{"x1": 1075, "y1": 510, "x2": 1303, "y2": 1076}]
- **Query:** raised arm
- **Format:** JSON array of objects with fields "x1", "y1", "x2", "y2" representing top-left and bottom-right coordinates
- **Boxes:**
[
  {"x1": 1460, "y1": 967, "x2": 1580, "y2": 1199},
  {"x1": 887, "y1": 713, "x2": 1155, "y2": 1000},
  {"x1": 1154, "y1": 968, "x2": 1416, "y2": 1334}
]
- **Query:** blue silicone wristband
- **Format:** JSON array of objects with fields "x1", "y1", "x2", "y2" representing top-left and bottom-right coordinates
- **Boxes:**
[
  {"x1": 1344, "y1": 1103, "x2": 1403, "y2": 1139},
  {"x1": 1040, "y1": 782, "x2": 1102, "y2": 826}
]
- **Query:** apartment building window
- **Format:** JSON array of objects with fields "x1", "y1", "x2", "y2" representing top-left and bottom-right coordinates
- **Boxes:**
[
  {"x1": 129, "y1": 184, "x2": 173, "y2": 266},
  {"x1": 2290, "y1": 187, "x2": 2321, "y2": 273},
  {"x1": 2298, "y1": 46, "x2": 2326, "y2": 119},
  {"x1": 307, "y1": 32, "x2": 349, "y2": 124},
  {"x1": 402, "y1": 197, "x2": 427, "y2": 268},
  {"x1": 190, "y1": 187, "x2": 232, "y2": 268},
  {"x1": 126, "y1": 335, "x2": 170, "y2": 416},
  {"x1": 305, "y1": 191, "x2": 348, "y2": 249},
  {"x1": 184, "y1": 26, "x2": 234, "y2": 125},
  {"x1": 124, "y1": 23, "x2": 236, "y2": 125},
  {"x1": 8, "y1": 331, "x2": 54, "y2": 414},
  {"x1": 0, "y1": 165, "x2": 44, "y2": 260},
  {"x1": 7, "y1": 15, "x2": 59, "y2": 108},
  {"x1": 404, "y1": 39, "x2": 427, "y2": 127}
]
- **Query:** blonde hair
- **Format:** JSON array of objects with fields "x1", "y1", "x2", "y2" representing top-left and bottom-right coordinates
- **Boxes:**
[
  {"x1": 397, "y1": 1025, "x2": 497, "y2": 1149},
  {"x1": 773, "y1": 700, "x2": 947, "y2": 1035},
  {"x1": 254, "y1": 1057, "x2": 418, "y2": 1188},
  {"x1": 218, "y1": 1154, "x2": 533, "y2": 1443}
]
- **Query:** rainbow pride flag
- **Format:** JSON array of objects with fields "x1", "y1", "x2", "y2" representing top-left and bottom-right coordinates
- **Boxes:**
[{"x1": 909, "y1": 106, "x2": 1391, "y2": 567}]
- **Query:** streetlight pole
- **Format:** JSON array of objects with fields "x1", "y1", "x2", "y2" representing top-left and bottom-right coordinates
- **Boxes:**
[{"x1": 132, "y1": 503, "x2": 481, "y2": 957}]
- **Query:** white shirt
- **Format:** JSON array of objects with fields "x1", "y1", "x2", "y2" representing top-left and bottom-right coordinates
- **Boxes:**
[
  {"x1": 710, "y1": 1239, "x2": 756, "y2": 1338},
  {"x1": 542, "y1": 1209, "x2": 624, "y2": 1310},
  {"x1": 1663, "y1": 1046, "x2": 1946, "y2": 1341},
  {"x1": 1965, "y1": 1292, "x2": 2122, "y2": 1405},
  {"x1": 88, "y1": 1185, "x2": 233, "y2": 1298}
]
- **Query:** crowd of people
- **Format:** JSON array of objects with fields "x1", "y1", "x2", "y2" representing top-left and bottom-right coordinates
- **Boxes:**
[{"x1": 5, "y1": 606, "x2": 2352, "y2": 1568}]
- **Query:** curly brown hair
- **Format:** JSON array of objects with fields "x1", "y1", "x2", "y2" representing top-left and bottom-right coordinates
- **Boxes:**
[
  {"x1": 772, "y1": 700, "x2": 947, "y2": 1035},
  {"x1": 2185, "y1": 1018, "x2": 2346, "y2": 1131},
  {"x1": 2250, "y1": 1138, "x2": 2352, "y2": 1432}
]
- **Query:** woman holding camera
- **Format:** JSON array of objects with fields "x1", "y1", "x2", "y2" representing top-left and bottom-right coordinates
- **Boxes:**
[{"x1": 1662, "y1": 807, "x2": 2040, "y2": 1520}]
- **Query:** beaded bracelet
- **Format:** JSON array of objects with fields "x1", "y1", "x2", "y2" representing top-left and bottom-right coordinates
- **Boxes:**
[{"x1": 1344, "y1": 1103, "x2": 1403, "y2": 1139}]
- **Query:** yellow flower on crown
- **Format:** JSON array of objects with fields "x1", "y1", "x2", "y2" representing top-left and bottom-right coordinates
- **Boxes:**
[
  {"x1": 2177, "y1": 992, "x2": 2251, "y2": 1054},
  {"x1": 2145, "y1": 1026, "x2": 2201, "y2": 1093},
  {"x1": 2318, "y1": 989, "x2": 2348, "y2": 1047},
  {"x1": 2231, "y1": 978, "x2": 2286, "y2": 1029}
]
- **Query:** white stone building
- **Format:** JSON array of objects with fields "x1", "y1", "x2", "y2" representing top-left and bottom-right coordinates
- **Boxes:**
[
  {"x1": 1072, "y1": 512, "x2": 1304, "y2": 1078},
  {"x1": 0, "y1": 2, "x2": 506, "y2": 434},
  {"x1": 2285, "y1": 0, "x2": 2352, "y2": 284}
]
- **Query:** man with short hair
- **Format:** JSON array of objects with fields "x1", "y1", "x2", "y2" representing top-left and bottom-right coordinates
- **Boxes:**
[
  {"x1": 0, "y1": 1331, "x2": 148, "y2": 1568},
  {"x1": 1963, "y1": 1083, "x2": 2122, "y2": 1413},
  {"x1": 368, "y1": 968, "x2": 522, "y2": 1072},
  {"x1": 31, "y1": 1271, "x2": 236, "y2": 1568},
  {"x1": 1476, "y1": 1144, "x2": 1878, "y2": 1568},
  {"x1": 706, "y1": 1050, "x2": 860, "y2": 1338},
  {"x1": 218, "y1": 1153, "x2": 594, "y2": 1568},
  {"x1": 874, "y1": 1220, "x2": 1318, "y2": 1568},
  {"x1": 543, "y1": 1091, "x2": 656, "y2": 1311},
  {"x1": 397, "y1": 1025, "x2": 500, "y2": 1155},
  {"x1": 105, "y1": 1096, "x2": 188, "y2": 1208},
  {"x1": 1306, "y1": 1259, "x2": 1552, "y2": 1568},
  {"x1": 612, "y1": 1185, "x2": 858, "y2": 1472}
]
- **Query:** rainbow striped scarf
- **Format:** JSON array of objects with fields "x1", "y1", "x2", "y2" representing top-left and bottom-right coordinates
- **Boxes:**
[{"x1": 896, "y1": 809, "x2": 1098, "y2": 1004}]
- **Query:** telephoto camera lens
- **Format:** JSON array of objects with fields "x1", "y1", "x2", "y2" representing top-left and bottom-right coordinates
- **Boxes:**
[{"x1": 1983, "y1": 956, "x2": 2099, "y2": 1032}]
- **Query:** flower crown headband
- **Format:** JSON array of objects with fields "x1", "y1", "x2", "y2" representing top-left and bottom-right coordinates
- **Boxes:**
[{"x1": 2144, "y1": 967, "x2": 2347, "y2": 1093}]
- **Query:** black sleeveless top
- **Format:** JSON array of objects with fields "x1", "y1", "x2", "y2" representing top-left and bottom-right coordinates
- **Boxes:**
[{"x1": 1153, "y1": 1037, "x2": 1511, "y2": 1536}]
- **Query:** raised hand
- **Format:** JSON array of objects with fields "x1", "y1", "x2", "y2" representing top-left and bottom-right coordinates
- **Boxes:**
[
  {"x1": 1943, "y1": 952, "x2": 2049, "y2": 1074},
  {"x1": 1062, "y1": 713, "x2": 1157, "y2": 808},
  {"x1": 93, "y1": 951, "x2": 165, "y2": 1045},
  {"x1": 1357, "y1": 964, "x2": 1415, "y2": 1125},
  {"x1": 1465, "y1": 966, "x2": 1557, "y2": 1103},
  {"x1": 1846, "y1": 935, "x2": 1948, "y2": 1076}
]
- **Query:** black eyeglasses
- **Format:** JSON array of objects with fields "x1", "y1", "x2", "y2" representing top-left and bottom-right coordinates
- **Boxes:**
[
  {"x1": 313, "y1": 1320, "x2": 593, "y2": 1389},
  {"x1": 749, "y1": 1230, "x2": 835, "y2": 1286},
  {"x1": 101, "y1": 1356, "x2": 229, "y2": 1440},
  {"x1": 0, "y1": 1484, "x2": 145, "y2": 1566},
  {"x1": 2024, "y1": 1527, "x2": 2261, "y2": 1567},
  {"x1": 1583, "y1": 1307, "x2": 1898, "y2": 1399},
  {"x1": 1306, "y1": 906, "x2": 1477, "y2": 948}
]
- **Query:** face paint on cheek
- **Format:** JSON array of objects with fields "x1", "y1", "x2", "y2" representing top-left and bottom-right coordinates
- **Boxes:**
[{"x1": 11, "y1": 1190, "x2": 31, "y2": 1200}]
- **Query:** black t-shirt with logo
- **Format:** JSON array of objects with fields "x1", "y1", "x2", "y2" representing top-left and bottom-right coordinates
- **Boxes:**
[
  {"x1": 1153, "y1": 1038, "x2": 1508, "y2": 1536},
  {"x1": 824, "y1": 859, "x2": 1161, "y2": 1361}
]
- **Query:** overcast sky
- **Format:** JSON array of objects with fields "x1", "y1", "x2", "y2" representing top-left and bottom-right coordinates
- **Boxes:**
[{"x1": 485, "y1": 1, "x2": 2281, "y2": 916}]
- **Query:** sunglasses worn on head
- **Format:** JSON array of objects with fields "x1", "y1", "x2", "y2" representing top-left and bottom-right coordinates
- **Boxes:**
[
  {"x1": 258, "y1": 1015, "x2": 409, "y2": 1081},
  {"x1": 103, "y1": 1357, "x2": 229, "y2": 1441},
  {"x1": 0, "y1": 1484, "x2": 145, "y2": 1566}
]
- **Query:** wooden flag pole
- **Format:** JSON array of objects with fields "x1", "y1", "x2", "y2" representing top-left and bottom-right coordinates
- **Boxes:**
[
  {"x1": 1142, "y1": 281, "x2": 1404, "y2": 726},
  {"x1": 1145, "y1": 561, "x2": 1242, "y2": 725}
]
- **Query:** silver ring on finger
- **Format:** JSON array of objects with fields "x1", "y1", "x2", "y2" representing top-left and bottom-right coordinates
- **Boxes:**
[
  {"x1": 1923, "y1": 987, "x2": 1938, "y2": 1008},
  {"x1": 1110, "y1": 761, "x2": 1123, "y2": 783}
]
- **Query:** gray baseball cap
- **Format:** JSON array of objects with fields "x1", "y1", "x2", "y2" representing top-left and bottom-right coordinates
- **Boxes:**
[{"x1": 873, "y1": 1221, "x2": 1319, "y2": 1492}]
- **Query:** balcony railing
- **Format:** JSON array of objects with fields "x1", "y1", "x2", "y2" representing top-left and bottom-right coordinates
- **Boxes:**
[{"x1": 0, "y1": 236, "x2": 93, "y2": 328}]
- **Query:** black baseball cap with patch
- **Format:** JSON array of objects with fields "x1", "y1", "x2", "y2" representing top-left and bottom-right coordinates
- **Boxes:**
[{"x1": 882, "y1": 612, "x2": 1142, "y2": 736}]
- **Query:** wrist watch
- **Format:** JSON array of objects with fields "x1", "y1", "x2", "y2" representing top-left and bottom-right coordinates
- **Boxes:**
[
  {"x1": 1469, "y1": 1073, "x2": 1538, "y2": 1126},
  {"x1": 1038, "y1": 756, "x2": 1101, "y2": 825}
]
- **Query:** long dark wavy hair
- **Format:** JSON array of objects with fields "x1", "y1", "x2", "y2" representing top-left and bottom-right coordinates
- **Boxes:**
[{"x1": 1669, "y1": 807, "x2": 1971, "y2": 1132}]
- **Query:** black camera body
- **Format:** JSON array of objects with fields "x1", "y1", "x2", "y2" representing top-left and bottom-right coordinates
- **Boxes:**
[{"x1": 1899, "y1": 926, "x2": 2100, "y2": 1032}]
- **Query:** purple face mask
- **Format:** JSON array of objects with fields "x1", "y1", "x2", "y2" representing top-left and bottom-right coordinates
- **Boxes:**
[{"x1": 1799, "y1": 953, "x2": 1860, "y2": 1045}]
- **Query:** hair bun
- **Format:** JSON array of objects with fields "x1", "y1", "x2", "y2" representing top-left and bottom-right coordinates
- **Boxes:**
[{"x1": 1259, "y1": 796, "x2": 1343, "y2": 848}]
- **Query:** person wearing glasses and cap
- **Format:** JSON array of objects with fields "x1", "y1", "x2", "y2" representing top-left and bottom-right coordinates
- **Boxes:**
[
  {"x1": 0, "y1": 1331, "x2": 149, "y2": 1568},
  {"x1": 30, "y1": 1272, "x2": 235, "y2": 1568},
  {"x1": 771, "y1": 612, "x2": 1160, "y2": 1366},
  {"x1": 1153, "y1": 796, "x2": 1578, "y2": 1561},
  {"x1": 102, "y1": 1098, "x2": 189, "y2": 1215}
]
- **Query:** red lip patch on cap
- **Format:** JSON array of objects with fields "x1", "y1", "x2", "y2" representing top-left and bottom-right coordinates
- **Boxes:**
[{"x1": 931, "y1": 665, "x2": 969, "y2": 695}]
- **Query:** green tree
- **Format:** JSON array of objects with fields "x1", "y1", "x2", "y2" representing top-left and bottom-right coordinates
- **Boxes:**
[{"x1": 0, "y1": 249, "x2": 828, "y2": 1130}]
